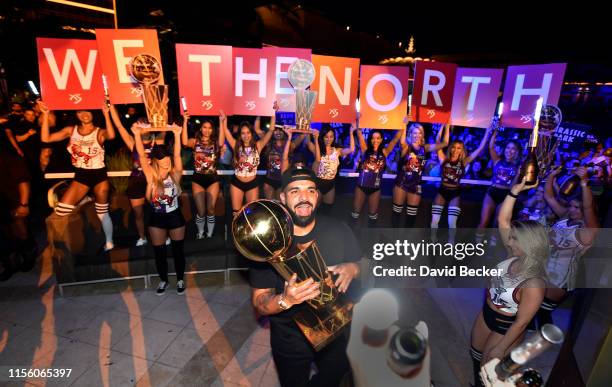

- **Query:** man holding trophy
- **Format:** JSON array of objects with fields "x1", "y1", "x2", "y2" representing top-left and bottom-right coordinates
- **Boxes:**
[{"x1": 244, "y1": 167, "x2": 362, "y2": 386}]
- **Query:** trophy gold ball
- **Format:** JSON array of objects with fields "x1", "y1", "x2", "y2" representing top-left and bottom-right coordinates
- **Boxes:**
[
  {"x1": 232, "y1": 200, "x2": 293, "y2": 262},
  {"x1": 129, "y1": 54, "x2": 162, "y2": 84},
  {"x1": 288, "y1": 59, "x2": 316, "y2": 89}
]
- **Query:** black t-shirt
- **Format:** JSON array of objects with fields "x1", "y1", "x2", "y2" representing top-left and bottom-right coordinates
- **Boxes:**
[
  {"x1": 0, "y1": 114, "x2": 23, "y2": 153},
  {"x1": 249, "y1": 214, "x2": 362, "y2": 347},
  {"x1": 14, "y1": 119, "x2": 41, "y2": 158}
]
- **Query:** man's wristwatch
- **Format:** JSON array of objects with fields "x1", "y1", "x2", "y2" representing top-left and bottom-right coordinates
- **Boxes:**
[{"x1": 278, "y1": 294, "x2": 290, "y2": 311}]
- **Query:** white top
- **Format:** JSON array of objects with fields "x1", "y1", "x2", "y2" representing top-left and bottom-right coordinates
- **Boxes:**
[
  {"x1": 547, "y1": 219, "x2": 588, "y2": 289},
  {"x1": 150, "y1": 175, "x2": 179, "y2": 213},
  {"x1": 67, "y1": 126, "x2": 105, "y2": 169},
  {"x1": 317, "y1": 148, "x2": 340, "y2": 180},
  {"x1": 488, "y1": 258, "x2": 528, "y2": 315},
  {"x1": 234, "y1": 146, "x2": 260, "y2": 178}
]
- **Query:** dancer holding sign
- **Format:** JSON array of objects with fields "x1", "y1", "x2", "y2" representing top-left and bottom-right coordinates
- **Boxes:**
[
  {"x1": 476, "y1": 130, "x2": 522, "y2": 240},
  {"x1": 181, "y1": 110, "x2": 226, "y2": 239},
  {"x1": 307, "y1": 122, "x2": 356, "y2": 214},
  {"x1": 391, "y1": 123, "x2": 449, "y2": 228},
  {"x1": 351, "y1": 128, "x2": 402, "y2": 227},
  {"x1": 223, "y1": 102, "x2": 277, "y2": 216},
  {"x1": 40, "y1": 101, "x2": 116, "y2": 251},
  {"x1": 431, "y1": 126, "x2": 493, "y2": 232},
  {"x1": 109, "y1": 105, "x2": 164, "y2": 246},
  {"x1": 132, "y1": 124, "x2": 187, "y2": 295}
]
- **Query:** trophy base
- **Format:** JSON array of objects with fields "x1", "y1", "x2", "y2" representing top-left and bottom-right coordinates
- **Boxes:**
[{"x1": 292, "y1": 296, "x2": 354, "y2": 352}]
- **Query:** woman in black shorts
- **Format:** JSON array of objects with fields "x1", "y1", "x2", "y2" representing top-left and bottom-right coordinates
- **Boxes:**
[
  {"x1": 181, "y1": 111, "x2": 226, "y2": 239},
  {"x1": 109, "y1": 105, "x2": 164, "y2": 246},
  {"x1": 431, "y1": 126, "x2": 492, "y2": 232},
  {"x1": 470, "y1": 176, "x2": 548, "y2": 387},
  {"x1": 40, "y1": 101, "x2": 116, "y2": 251},
  {"x1": 133, "y1": 124, "x2": 186, "y2": 295},
  {"x1": 222, "y1": 102, "x2": 276, "y2": 215},
  {"x1": 476, "y1": 129, "x2": 522, "y2": 240},
  {"x1": 307, "y1": 123, "x2": 356, "y2": 214},
  {"x1": 351, "y1": 127, "x2": 401, "y2": 227}
]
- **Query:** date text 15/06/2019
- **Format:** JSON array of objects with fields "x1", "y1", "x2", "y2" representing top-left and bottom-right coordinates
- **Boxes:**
[{"x1": 372, "y1": 265, "x2": 503, "y2": 278}]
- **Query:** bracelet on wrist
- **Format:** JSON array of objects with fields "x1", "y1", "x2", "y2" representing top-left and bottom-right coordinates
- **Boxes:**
[{"x1": 508, "y1": 191, "x2": 519, "y2": 199}]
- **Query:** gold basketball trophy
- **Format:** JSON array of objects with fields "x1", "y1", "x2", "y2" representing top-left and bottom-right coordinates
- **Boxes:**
[
  {"x1": 129, "y1": 54, "x2": 171, "y2": 131},
  {"x1": 286, "y1": 59, "x2": 318, "y2": 133},
  {"x1": 232, "y1": 200, "x2": 353, "y2": 351}
]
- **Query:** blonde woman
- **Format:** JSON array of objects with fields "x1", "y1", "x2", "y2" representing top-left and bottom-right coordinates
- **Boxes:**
[
  {"x1": 392, "y1": 123, "x2": 448, "y2": 228},
  {"x1": 431, "y1": 126, "x2": 492, "y2": 230},
  {"x1": 133, "y1": 124, "x2": 186, "y2": 295},
  {"x1": 469, "y1": 176, "x2": 549, "y2": 387}
]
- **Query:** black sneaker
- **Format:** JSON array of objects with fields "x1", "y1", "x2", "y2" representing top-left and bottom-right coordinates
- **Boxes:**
[
  {"x1": 156, "y1": 281, "x2": 168, "y2": 296},
  {"x1": 176, "y1": 280, "x2": 185, "y2": 295}
]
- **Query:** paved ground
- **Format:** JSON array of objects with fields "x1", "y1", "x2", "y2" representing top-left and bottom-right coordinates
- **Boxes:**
[{"x1": 0, "y1": 254, "x2": 570, "y2": 387}]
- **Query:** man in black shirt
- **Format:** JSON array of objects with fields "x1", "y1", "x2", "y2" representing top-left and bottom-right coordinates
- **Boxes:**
[{"x1": 249, "y1": 167, "x2": 362, "y2": 387}]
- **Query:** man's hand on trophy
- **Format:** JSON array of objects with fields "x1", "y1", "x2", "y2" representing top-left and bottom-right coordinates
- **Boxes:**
[
  {"x1": 219, "y1": 110, "x2": 226, "y2": 122},
  {"x1": 328, "y1": 263, "x2": 360, "y2": 293},
  {"x1": 183, "y1": 111, "x2": 190, "y2": 120},
  {"x1": 283, "y1": 273, "x2": 320, "y2": 307},
  {"x1": 101, "y1": 103, "x2": 110, "y2": 115}
]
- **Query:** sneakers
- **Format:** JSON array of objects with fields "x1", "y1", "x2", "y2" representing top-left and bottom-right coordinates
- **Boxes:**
[
  {"x1": 104, "y1": 241, "x2": 114, "y2": 251},
  {"x1": 196, "y1": 231, "x2": 205, "y2": 240},
  {"x1": 156, "y1": 281, "x2": 168, "y2": 296},
  {"x1": 176, "y1": 280, "x2": 186, "y2": 295},
  {"x1": 135, "y1": 238, "x2": 148, "y2": 247}
]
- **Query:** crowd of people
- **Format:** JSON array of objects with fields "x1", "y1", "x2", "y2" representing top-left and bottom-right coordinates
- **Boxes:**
[{"x1": 0, "y1": 97, "x2": 609, "y2": 386}]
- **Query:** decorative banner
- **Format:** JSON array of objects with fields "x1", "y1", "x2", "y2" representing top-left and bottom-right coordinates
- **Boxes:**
[
  {"x1": 36, "y1": 38, "x2": 105, "y2": 110},
  {"x1": 412, "y1": 61, "x2": 457, "y2": 124},
  {"x1": 450, "y1": 68, "x2": 504, "y2": 128},
  {"x1": 555, "y1": 122, "x2": 595, "y2": 153},
  {"x1": 95, "y1": 29, "x2": 163, "y2": 104},
  {"x1": 501, "y1": 63, "x2": 567, "y2": 129},
  {"x1": 175, "y1": 44, "x2": 233, "y2": 115},
  {"x1": 311, "y1": 54, "x2": 360, "y2": 123},
  {"x1": 358, "y1": 65, "x2": 409, "y2": 129},
  {"x1": 232, "y1": 47, "x2": 276, "y2": 116},
  {"x1": 268, "y1": 47, "x2": 312, "y2": 112}
]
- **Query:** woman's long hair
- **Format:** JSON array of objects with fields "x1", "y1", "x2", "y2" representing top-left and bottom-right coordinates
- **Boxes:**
[
  {"x1": 511, "y1": 220, "x2": 549, "y2": 280},
  {"x1": 503, "y1": 140, "x2": 523, "y2": 163},
  {"x1": 366, "y1": 129, "x2": 387, "y2": 155},
  {"x1": 195, "y1": 119, "x2": 217, "y2": 145},
  {"x1": 408, "y1": 123, "x2": 425, "y2": 147},
  {"x1": 446, "y1": 139, "x2": 467, "y2": 164},
  {"x1": 149, "y1": 147, "x2": 181, "y2": 197},
  {"x1": 318, "y1": 126, "x2": 337, "y2": 156},
  {"x1": 233, "y1": 121, "x2": 257, "y2": 164}
]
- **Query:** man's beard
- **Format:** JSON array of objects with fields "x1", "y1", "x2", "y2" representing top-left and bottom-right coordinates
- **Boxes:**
[{"x1": 287, "y1": 201, "x2": 317, "y2": 227}]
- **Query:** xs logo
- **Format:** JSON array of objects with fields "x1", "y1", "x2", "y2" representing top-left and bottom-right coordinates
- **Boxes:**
[
  {"x1": 131, "y1": 87, "x2": 143, "y2": 97},
  {"x1": 378, "y1": 114, "x2": 389, "y2": 125},
  {"x1": 329, "y1": 108, "x2": 339, "y2": 118},
  {"x1": 427, "y1": 109, "x2": 436, "y2": 118},
  {"x1": 245, "y1": 101, "x2": 256, "y2": 110},
  {"x1": 201, "y1": 100, "x2": 213, "y2": 110},
  {"x1": 69, "y1": 94, "x2": 82, "y2": 104},
  {"x1": 520, "y1": 115, "x2": 533, "y2": 124},
  {"x1": 279, "y1": 98, "x2": 291, "y2": 109}
]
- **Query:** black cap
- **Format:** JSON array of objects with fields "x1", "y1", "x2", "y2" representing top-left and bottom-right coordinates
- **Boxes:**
[
  {"x1": 151, "y1": 144, "x2": 172, "y2": 160},
  {"x1": 281, "y1": 166, "x2": 318, "y2": 190}
]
